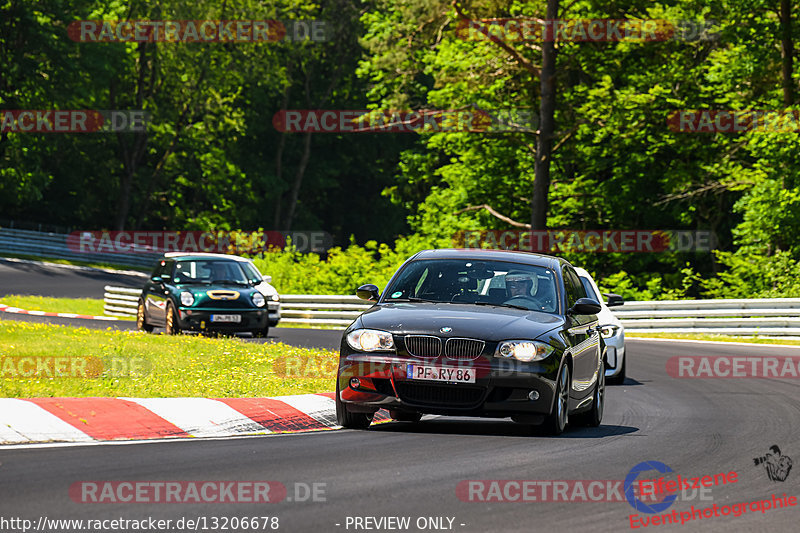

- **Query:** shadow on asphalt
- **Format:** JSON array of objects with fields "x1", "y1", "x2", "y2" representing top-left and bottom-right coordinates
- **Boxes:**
[
  {"x1": 611, "y1": 377, "x2": 644, "y2": 386},
  {"x1": 369, "y1": 417, "x2": 638, "y2": 439}
]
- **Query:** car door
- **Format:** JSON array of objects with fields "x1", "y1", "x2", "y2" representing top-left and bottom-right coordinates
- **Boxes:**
[
  {"x1": 561, "y1": 265, "x2": 600, "y2": 406},
  {"x1": 146, "y1": 259, "x2": 174, "y2": 325}
]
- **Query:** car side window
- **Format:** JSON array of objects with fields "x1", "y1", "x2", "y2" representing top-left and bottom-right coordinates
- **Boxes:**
[
  {"x1": 562, "y1": 267, "x2": 585, "y2": 308},
  {"x1": 579, "y1": 277, "x2": 600, "y2": 301}
]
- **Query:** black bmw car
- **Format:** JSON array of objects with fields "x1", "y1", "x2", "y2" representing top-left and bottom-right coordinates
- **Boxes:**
[{"x1": 335, "y1": 249, "x2": 606, "y2": 435}]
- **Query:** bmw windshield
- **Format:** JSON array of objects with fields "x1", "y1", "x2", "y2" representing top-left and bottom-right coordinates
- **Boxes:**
[{"x1": 381, "y1": 259, "x2": 559, "y2": 313}]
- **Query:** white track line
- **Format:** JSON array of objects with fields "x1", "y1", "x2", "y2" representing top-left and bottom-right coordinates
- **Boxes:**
[
  {"x1": 0, "y1": 399, "x2": 94, "y2": 443},
  {"x1": 123, "y1": 398, "x2": 270, "y2": 437},
  {"x1": 628, "y1": 337, "x2": 800, "y2": 349}
]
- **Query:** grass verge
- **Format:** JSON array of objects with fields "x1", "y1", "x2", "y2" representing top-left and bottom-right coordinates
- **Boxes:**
[
  {"x1": 626, "y1": 332, "x2": 800, "y2": 346},
  {"x1": 0, "y1": 320, "x2": 336, "y2": 397},
  {"x1": 0, "y1": 294, "x2": 133, "y2": 319}
]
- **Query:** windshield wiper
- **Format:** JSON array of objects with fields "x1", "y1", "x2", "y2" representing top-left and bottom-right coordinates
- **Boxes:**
[
  {"x1": 211, "y1": 279, "x2": 248, "y2": 285},
  {"x1": 470, "y1": 301, "x2": 530, "y2": 311},
  {"x1": 388, "y1": 296, "x2": 441, "y2": 303}
]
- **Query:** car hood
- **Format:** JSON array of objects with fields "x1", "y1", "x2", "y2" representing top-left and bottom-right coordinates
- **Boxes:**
[
  {"x1": 357, "y1": 302, "x2": 564, "y2": 341},
  {"x1": 254, "y1": 281, "x2": 278, "y2": 297}
]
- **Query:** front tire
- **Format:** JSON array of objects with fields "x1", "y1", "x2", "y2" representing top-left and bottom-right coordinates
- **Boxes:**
[
  {"x1": 576, "y1": 361, "x2": 605, "y2": 427},
  {"x1": 335, "y1": 380, "x2": 373, "y2": 429},
  {"x1": 252, "y1": 326, "x2": 270, "y2": 338},
  {"x1": 136, "y1": 300, "x2": 154, "y2": 333},
  {"x1": 543, "y1": 364, "x2": 570, "y2": 435},
  {"x1": 165, "y1": 302, "x2": 180, "y2": 335}
]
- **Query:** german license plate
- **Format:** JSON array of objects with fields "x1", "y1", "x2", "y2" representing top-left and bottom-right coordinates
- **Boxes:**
[
  {"x1": 211, "y1": 314, "x2": 241, "y2": 323},
  {"x1": 407, "y1": 365, "x2": 476, "y2": 383}
]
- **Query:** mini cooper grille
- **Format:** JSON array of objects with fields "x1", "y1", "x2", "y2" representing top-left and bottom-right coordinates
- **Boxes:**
[
  {"x1": 444, "y1": 338, "x2": 485, "y2": 360},
  {"x1": 395, "y1": 382, "x2": 484, "y2": 407},
  {"x1": 404, "y1": 335, "x2": 442, "y2": 358}
]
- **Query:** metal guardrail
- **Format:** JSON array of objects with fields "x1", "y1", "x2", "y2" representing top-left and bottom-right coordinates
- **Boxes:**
[
  {"x1": 0, "y1": 228, "x2": 159, "y2": 269},
  {"x1": 103, "y1": 286, "x2": 142, "y2": 316},
  {"x1": 102, "y1": 288, "x2": 800, "y2": 335}
]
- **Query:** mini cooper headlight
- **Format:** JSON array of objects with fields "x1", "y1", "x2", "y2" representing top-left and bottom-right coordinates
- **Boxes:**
[
  {"x1": 180, "y1": 291, "x2": 195, "y2": 306},
  {"x1": 252, "y1": 292, "x2": 266, "y2": 307},
  {"x1": 495, "y1": 340, "x2": 554, "y2": 362},
  {"x1": 346, "y1": 329, "x2": 395, "y2": 352}
]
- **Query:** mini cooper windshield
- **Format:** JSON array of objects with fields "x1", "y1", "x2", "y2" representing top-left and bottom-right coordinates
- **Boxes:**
[
  {"x1": 173, "y1": 260, "x2": 250, "y2": 285},
  {"x1": 382, "y1": 259, "x2": 559, "y2": 313}
]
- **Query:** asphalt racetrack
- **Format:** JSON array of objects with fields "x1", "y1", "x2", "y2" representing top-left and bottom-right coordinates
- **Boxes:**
[{"x1": 1, "y1": 261, "x2": 799, "y2": 531}]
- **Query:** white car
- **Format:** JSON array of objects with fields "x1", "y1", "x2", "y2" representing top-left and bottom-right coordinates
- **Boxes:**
[{"x1": 574, "y1": 267, "x2": 626, "y2": 384}]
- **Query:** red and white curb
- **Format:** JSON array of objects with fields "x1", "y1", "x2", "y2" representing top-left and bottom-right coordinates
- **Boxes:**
[
  {"x1": 0, "y1": 394, "x2": 389, "y2": 445},
  {"x1": 0, "y1": 303, "x2": 121, "y2": 321}
]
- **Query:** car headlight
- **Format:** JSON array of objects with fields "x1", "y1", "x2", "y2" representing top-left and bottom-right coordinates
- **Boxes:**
[
  {"x1": 346, "y1": 329, "x2": 395, "y2": 352},
  {"x1": 180, "y1": 291, "x2": 194, "y2": 306},
  {"x1": 495, "y1": 340, "x2": 554, "y2": 362},
  {"x1": 252, "y1": 292, "x2": 266, "y2": 307},
  {"x1": 599, "y1": 325, "x2": 620, "y2": 339},
  {"x1": 271, "y1": 294, "x2": 280, "y2": 302}
]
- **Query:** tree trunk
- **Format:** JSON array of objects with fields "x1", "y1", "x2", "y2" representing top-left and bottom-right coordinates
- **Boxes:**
[
  {"x1": 273, "y1": 77, "x2": 291, "y2": 229},
  {"x1": 281, "y1": 130, "x2": 313, "y2": 230},
  {"x1": 781, "y1": 0, "x2": 794, "y2": 106},
  {"x1": 531, "y1": 0, "x2": 559, "y2": 230}
]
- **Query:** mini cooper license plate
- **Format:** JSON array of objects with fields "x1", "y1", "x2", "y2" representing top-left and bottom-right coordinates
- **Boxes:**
[
  {"x1": 211, "y1": 314, "x2": 241, "y2": 323},
  {"x1": 407, "y1": 365, "x2": 476, "y2": 383}
]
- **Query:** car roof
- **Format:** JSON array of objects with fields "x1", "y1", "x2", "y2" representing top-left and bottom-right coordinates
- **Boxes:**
[
  {"x1": 162, "y1": 252, "x2": 251, "y2": 262},
  {"x1": 573, "y1": 266, "x2": 591, "y2": 278},
  {"x1": 411, "y1": 248, "x2": 567, "y2": 269}
]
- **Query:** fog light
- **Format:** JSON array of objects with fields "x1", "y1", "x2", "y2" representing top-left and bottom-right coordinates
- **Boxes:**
[
  {"x1": 528, "y1": 390, "x2": 539, "y2": 401},
  {"x1": 350, "y1": 378, "x2": 361, "y2": 389}
]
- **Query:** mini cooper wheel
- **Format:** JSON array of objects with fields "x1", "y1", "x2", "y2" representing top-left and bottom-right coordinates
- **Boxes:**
[
  {"x1": 543, "y1": 364, "x2": 570, "y2": 435},
  {"x1": 251, "y1": 326, "x2": 270, "y2": 338},
  {"x1": 335, "y1": 381, "x2": 373, "y2": 429},
  {"x1": 136, "y1": 300, "x2": 154, "y2": 333},
  {"x1": 389, "y1": 410, "x2": 422, "y2": 423},
  {"x1": 575, "y1": 361, "x2": 604, "y2": 427},
  {"x1": 165, "y1": 302, "x2": 180, "y2": 335}
]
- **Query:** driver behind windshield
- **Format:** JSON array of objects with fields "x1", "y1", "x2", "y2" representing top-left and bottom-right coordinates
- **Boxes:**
[{"x1": 505, "y1": 271, "x2": 538, "y2": 300}]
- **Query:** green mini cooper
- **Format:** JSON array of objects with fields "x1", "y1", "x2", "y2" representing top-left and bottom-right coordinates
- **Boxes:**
[{"x1": 136, "y1": 253, "x2": 280, "y2": 336}]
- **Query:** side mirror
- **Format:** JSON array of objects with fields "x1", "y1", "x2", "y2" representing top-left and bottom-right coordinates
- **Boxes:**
[
  {"x1": 150, "y1": 275, "x2": 163, "y2": 283},
  {"x1": 356, "y1": 284, "x2": 380, "y2": 302},
  {"x1": 262, "y1": 275, "x2": 272, "y2": 283},
  {"x1": 569, "y1": 297, "x2": 602, "y2": 315},
  {"x1": 605, "y1": 293, "x2": 624, "y2": 307}
]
